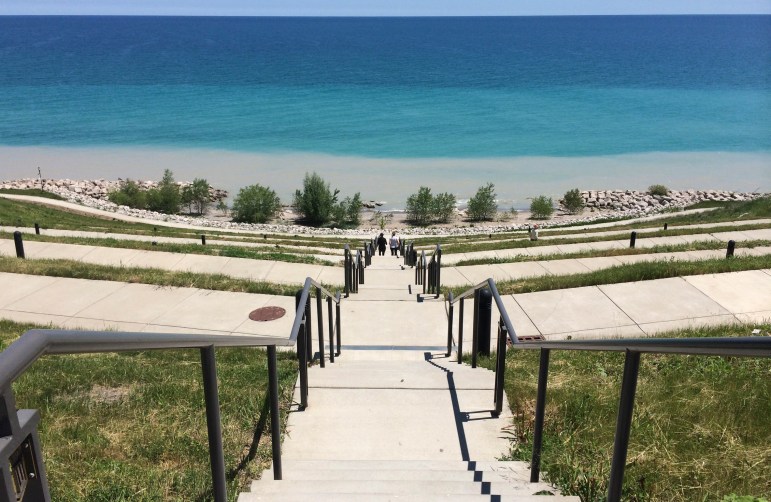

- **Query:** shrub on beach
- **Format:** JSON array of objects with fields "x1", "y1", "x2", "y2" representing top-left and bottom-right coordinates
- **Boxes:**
[
  {"x1": 108, "y1": 179, "x2": 146, "y2": 209},
  {"x1": 181, "y1": 178, "x2": 211, "y2": 216},
  {"x1": 406, "y1": 186, "x2": 457, "y2": 226},
  {"x1": 467, "y1": 182, "x2": 497, "y2": 221},
  {"x1": 562, "y1": 188, "x2": 584, "y2": 214},
  {"x1": 231, "y1": 184, "x2": 281, "y2": 223},
  {"x1": 648, "y1": 184, "x2": 669, "y2": 196},
  {"x1": 146, "y1": 169, "x2": 181, "y2": 214},
  {"x1": 293, "y1": 172, "x2": 361, "y2": 227},
  {"x1": 530, "y1": 195, "x2": 554, "y2": 219}
]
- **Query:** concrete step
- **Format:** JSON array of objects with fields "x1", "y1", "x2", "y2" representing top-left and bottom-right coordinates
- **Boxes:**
[
  {"x1": 239, "y1": 493, "x2": 578, "y2": 501},
  {"x1": 248, "y1": 479, "x2": 560, "y2": 496},
  {"x1": 262, "y1": 468, "x2": 479, "y2": 481}
]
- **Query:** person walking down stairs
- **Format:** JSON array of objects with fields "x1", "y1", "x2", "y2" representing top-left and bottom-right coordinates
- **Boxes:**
[
  {"x1": 377, "y1": 232, "x2": 387, "y2": 256},
  {"x1": 389, "y1": 231, "x2": 400, "y2": 256}
]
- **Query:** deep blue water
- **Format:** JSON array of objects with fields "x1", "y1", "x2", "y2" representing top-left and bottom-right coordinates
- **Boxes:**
[{"x1": 0, "y1": 15, "x2": 769, "y2": 157}]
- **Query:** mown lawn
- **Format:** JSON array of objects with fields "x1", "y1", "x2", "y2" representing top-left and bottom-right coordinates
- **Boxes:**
[
  {"x1": 475, "y1": 324, "x2": 771, "y2": 501},
  {"x1": 1, "y1": 320, "x2": 299, "y2": 501}
]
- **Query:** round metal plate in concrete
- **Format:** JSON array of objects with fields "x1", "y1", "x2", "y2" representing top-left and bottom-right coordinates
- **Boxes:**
[{"x1": 249, "y1": 306, "x2": 286, "y2": 322}]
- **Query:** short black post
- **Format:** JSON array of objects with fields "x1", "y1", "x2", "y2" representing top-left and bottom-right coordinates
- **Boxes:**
[
  {"x1": 267, "y1": 345, "x2": 283, "y2": 480},
  {"x1": 471, "y1": 289, "x2": 480, "y2": 368},
  {"x1": 327, "y1": 296, "x2": 335, "y2": 363},
  {"x1": 663, "y1": 222, "x2": 668, "y2": 231},
  {"x1": 200, "y1": 346, "x2": 227, "y2": 502},
  {"x1": 530, "y1": 348, "x2": 550, "y2": 482},
  {"x1": 316, "y1": 287, "x2": 325, "y2": 368},
  {"x1": 201, "y1": 234, "x2": 206, "y2": 245},
  {"x1": 477, "y1": 289, "x2": 493, "y2": 357},
  {"x1": 629, "y1": 231, "x2": 637, "y2": 248},
  {"x1": 726, "y1": 240, "x2": 736, "y2": 258},
  {"x1": 304, "y1": 293, "x2": 313, "y2": 362},
  {"x1": 34, "y1": 223, "x2": 40, "y2": 235},
  {"x1": 607, "y1": 351, "x2": 641, "y2": 502},
  {"x1": 446, "y1": 293, "x2": 454, "y2": 357},
  {"x1": 457, "y1": 298, "x2": 465, "y2": 364},
  {"x1": 13, "y1": 231, "x2": 25, "y2": 259},
  {"x1": 344, "y1": 250, "x2": 351, "y2": 297}
]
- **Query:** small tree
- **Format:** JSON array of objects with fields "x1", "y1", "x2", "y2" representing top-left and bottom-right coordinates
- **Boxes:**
[
  {"x1": 530, "y1": 195, "x2": 554, "y2": 220},
  {"x1": 406, "y1": 186, "x2": 434, "y2": 226},
  {"x1": 146, "y1": 169, "x2": 180, "y2": 214},
  {"x1": 562, "y1": 188, "x2": 584, "y2": 214},
  {"x1": 189, "y1": 178, "x2": 211, "y2": 215},
  {"x1": 467, "y1": 182, "x2": 497, "y2": 221},
  {"x1": 293, "y1": 172, "x2": 338, "y2": 226},
  {"x1": 231, "y1": 184, "x2": 281, "y2": 223},
  {"x1": 216, "y1": 199, "x2": 228, "y2": 216},
  {"x1": 433, "y1": 192, "x2": 457, "y2": 223},
  {"x1": 648, "y1": 184, "x2": 669, "y2": 196},
  {"x1": 108, "y1": 179, "x2": 146, "y2": 209}
]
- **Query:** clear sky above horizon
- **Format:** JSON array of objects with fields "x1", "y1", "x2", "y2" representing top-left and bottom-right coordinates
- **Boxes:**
[{"x1": 2, "y1": 0, "x2": 770, "y2": 16}]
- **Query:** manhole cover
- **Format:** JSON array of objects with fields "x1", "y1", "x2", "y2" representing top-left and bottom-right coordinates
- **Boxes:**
[{"x1": 249, "y1": 306, "x2": 286, "y2": 322}]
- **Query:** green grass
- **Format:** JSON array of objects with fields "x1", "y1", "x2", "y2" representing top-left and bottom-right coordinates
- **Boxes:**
[
  {"x1": 474, "y1": 324, "x2": 771, "y2": 501},
  {"x1": 453, "y1": 239, "x2": 771, "y2": 266},
  {"x1": 0, "y1": 197, "x2": 354, "y2": 250},
  {"x1": 1, "y1": 319, "x2": 300, "y2": 501},
  {"x1": 1, "y1": 232, "x2": 339, "y2": 265},
  {"x1": 0, "y1": 256, "x2": 344, "y2": 297},
  {"x1": 491, "y1": 255, "x2": 771, "y2": 296},
  {"x1": 0, "y1": 188, "x2": 66, "y2": 200}
]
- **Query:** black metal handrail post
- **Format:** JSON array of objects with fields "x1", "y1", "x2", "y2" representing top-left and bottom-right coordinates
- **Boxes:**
[
  {"x1": 446, "y1": 291, "x2": 454, "y2": 356},
  {"x1": 316, "y1": 287, "x2": 325, "y2": 368},
  {"x1": 267, "y1": 345, "x2": 282, "y2": 481},
  {"x1": 471, "y1": 289, "x2": 480, "y2": 368},
  {"x1": 343, "y1": 245, "x2": 351, "y2": 297},
  {"x1": 493, "y1": 319, "x2": 507, "y2": 417},
  {"x1": 327, "y1": 297, "x2": 335, "y2": 363},
  {"x1": 357, "y1": 250, "x2": 364, "y2": 285},
  {"x1": 335, "y1": 292, "x2": 342, "y2": 357},
  {"x1": 530, "y1": 348, "x2": 550, "y2": 482},
  {"x1": 200, "y1": 346, "x2": 227, "y2": 501},
  {"x1": 607, "y1": 350, "x2": 641, "y2": 502},
  {"x1": 457, "y1": 299, "x2": 465, "y2": 364}
]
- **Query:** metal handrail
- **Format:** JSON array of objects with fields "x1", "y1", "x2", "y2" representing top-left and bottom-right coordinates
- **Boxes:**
[
  {"x1": 445, "y1": 276, "x2": 770, "y2": 502},
  {"x1": 0, "y1": 275, "x2": 342, "y2": 502}
]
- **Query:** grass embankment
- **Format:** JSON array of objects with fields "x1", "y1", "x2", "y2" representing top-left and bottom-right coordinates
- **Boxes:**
[
  {"x1": 0, "y1": 256, "x2": 344, "y2": 297},
  {"x1": 436, "y1": 222, "x2": 771, "y2": 255},
  {"x1": 447, "y1": 254, "x2": 771, "y2": 297},
  {"x1": 1, "y1": 319, "x2": 299, "y2": 500},
  {"x1": 454, "y1": 239, "x2": 771, "y2": 266},
  {"x1": 0, "y1": 197, "x2": 354, "y2": 250},
  {"x1": 0, "y1": 188, "x2": 65, "y2": 200},
  {"x1": 0, "y1": 232, "x2": 338, "y2": 266},
  {"x1": 474, "y1": 324, "x2": 771, "y2": 502}
]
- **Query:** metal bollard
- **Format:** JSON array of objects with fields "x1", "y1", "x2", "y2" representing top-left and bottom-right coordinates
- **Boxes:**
[
  {"x1": 726, "y1": 240, "x2": 735, "y2": 258},
  {"x1": 201, "y1": 234, "x2": 206, "y2": 245},
  {"x1": 663, "y1": 223, "x2": 668, "y2": 231},
  {"x1": 629, "y1": 231, "x2": 637, "y2": 248},
  {"x1": 13, "y1": 231, "x2": 25, "y2": 259},
  {"x1": 476, "y1": 288, "x2": 493, "y2": 356},
  {"x1": 34, "y1": 223, "x2": 40, "y2": 235}
]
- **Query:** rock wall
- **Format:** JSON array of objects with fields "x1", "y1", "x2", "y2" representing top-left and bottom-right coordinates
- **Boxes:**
[
  {"x1": 0, "y1": 178, "x2": 228, "y2": 201},
  {"x1": 560, "y1": 189, "x2": 763, "y2": 216}
]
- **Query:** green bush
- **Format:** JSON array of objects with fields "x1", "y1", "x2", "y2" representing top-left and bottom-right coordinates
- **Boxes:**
[
  {"x1": 530, "y1": 195, "x2": 554, "y2": 219},
  {"x1": 406, "y1": 187, "x2": 435, "y2": 226},
  {"x1": 146, "y1": 169, "x2": 181, "y2": 214},
  {"x1": 648, "y1": 184, "x2": 669, "y2": 196},
  {"x1": 180, "y1": 178, "x2": 210, "y2": 216},
  {"x1": 331, "y1": 193, "x2": 363, "y2": 227},
  {"x1": 293, "y1": 172, "x2": 339, "y2": 226},
  {"x1": 562, "y1": 188, "x2": 584, "y2": 214},
  {"x1": 433, "y1": 192, "x2": 457, "y2": 223},
  {"x1": 108, "y1": 179, "x2": 146, "y2": 209},
  {"x1": 467, "y1": 182, "x2": 497, "y2": 221},
  {"x1": 231, "y1": 184, "x2": 281, "y2": 223}
]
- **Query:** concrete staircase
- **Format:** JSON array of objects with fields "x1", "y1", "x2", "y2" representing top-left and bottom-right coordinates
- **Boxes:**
[{"x1": 238, "y1": 254, "x2": 577, "y2": 501}]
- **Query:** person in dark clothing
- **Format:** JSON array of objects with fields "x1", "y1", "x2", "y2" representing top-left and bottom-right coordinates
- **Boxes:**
[{"x1": 376, "y1": 232, "x2": 387, "y2": 256}]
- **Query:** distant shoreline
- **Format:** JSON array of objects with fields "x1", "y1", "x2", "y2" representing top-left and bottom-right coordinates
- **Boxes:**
[{"x1": 1, "y1": 146, "x2": 769, "y2": 210}]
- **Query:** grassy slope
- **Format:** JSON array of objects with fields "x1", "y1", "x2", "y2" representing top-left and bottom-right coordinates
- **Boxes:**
[
  {"x1": 1, "y1": 319, "x2": 299, "y2": 501},
  {"x1": 475, "y1": 324, "x2": 771, "y2": 502}
]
